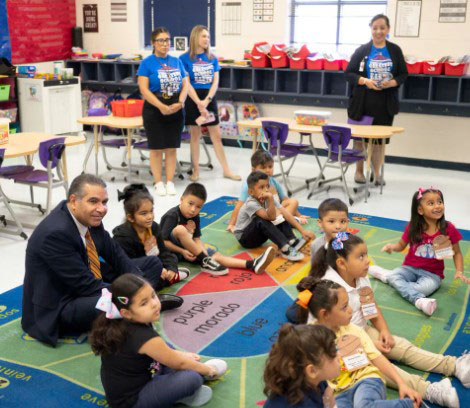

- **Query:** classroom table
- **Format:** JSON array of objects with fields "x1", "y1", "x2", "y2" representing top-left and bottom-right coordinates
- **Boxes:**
[
  {"x1": 0, "y1": 132, "x2": 86, "y2": 239},
  {"x1": 237, "y1": 117, "x2": 404, "y2": 202},
  {"x1": 77, "y1": 115, "x2": 143, "y2": 182}
]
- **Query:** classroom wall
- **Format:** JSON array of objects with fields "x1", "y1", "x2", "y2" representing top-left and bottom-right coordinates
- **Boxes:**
[{"x1": 70, "y1": 0, "x2": 470, "y2": 165}]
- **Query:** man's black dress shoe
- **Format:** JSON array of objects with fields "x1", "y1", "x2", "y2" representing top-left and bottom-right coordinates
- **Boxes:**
[{"x1": 159, "y1": 294, "x2": 184, "y2": 312}]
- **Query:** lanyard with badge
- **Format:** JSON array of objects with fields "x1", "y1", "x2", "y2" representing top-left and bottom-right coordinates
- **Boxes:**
[
  {"x1": 337, "y1": 334, "x2": 370, "y2": 372},
  {"x1": 359, "y1": 287, "x2": 379, "y2": 320}
]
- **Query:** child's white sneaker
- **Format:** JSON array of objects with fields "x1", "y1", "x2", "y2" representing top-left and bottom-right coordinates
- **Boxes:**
[
  {"x1": 455, "y1": 350, "x2": 470, "y2": 387},
  {"x1": 368, "y1": 265, "x2": 392, "y2": 283},
  {"x1": 154, "y1": 181, "x2": 166, "y2": 196},
  {"x1": 415, "y1": 298, "x2": 437, "y2": 316},
  {"x1": 424, "y1": 378, "x2": 459, "y2": 408},
  {"x1": 204, "y1": 359, "x2": 227, "y2": 380},
  {"x1": 201, "y1": 257, "x2": 229, "y2": 276},
  {"x1": 178, "y1": 385, "x2": 212, "y2": 407},
  {"x1": 166, "y1": 181, "x2": 177, "y2": 195}
]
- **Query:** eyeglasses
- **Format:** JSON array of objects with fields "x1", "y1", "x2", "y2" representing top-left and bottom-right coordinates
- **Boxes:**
[{"x1": 155, "y1": 38, "x2": 171, "y2": 44}]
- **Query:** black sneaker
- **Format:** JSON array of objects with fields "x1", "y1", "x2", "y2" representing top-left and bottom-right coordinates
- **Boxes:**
[
  {"x1": 252, "y1": 246, "x2": 276, "y2": 274},
  {"x1": 201, "y1": 257, "x2": 229, "y2": 276}
]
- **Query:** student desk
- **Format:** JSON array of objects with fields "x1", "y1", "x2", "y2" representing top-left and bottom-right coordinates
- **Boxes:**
[
  {"x1": 1, "y1": 132, "x2": 86, "y2": 238},
  {"x1": 237, "y1": 117, "x2": 404, "y2": 201},
  {"x1": 77, "y1": 115, "x2": 143, "y2": 181}
]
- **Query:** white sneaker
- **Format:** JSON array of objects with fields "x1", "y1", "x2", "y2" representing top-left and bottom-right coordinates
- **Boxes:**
[
  {"x1": 154, "y1": 181, "x2": 166, "y2": 196},
  {"x1": 178, "y1": 385, "x2": 213, "y2": 407},
  {"x1": 166, "y1": 181, "x2": 176, "y2": 195},
  {"x1": 201, "y1": 257, "x2": 229, "y2": 276},
  {"x1": 415, "y1": 298, "x2": 437, "y2": 316},
  {"x1": 252, "y1": 246, "x2": 276, "y2": 274},
  {"x1": 368, "y1": 265, "x2": 392, "y2": 283},
  {"x1": 455, "y1": 350, "x2": 470, "y2": 388},
  {"x1": 204, "y1": 359, "x2": 227, "y2": 380},
  {"x1": 424, "y1": 378, "x2": 459, "y2": 408},
  {"x1": 168, "y1": 267, "x2": 190, "y2": 285}
]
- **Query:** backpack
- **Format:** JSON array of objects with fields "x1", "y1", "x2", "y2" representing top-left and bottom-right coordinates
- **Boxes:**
[
  {"x1": 105, "y1": 90, "x2": 124, "y2": 111},
  {"x1": 0, "y1": 58, "x2": 16, "y2": 76},
  {"x1": 88, "y1": 91, "x2": 109, "y2": 113}
]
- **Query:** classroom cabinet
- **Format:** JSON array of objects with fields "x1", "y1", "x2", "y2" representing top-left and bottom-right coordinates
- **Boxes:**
[{"x1": 66, "y1": 60, "x2": 470, "y2": 117}]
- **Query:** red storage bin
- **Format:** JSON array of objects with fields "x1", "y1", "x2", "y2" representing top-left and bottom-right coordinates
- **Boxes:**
[
  {"x1": 307, "y1": 57, "x2": 325, "y2": 70},
  {"x1": 406, "y1": 62, "x2": 423, "y2": 74},
  {"x1": 423, "y1": 61, "x2": 443, "y2": 75},
  {"x1": 251, "y1": 54, "x2": 271, "y2": 68},
  {"x1": 270, "y1": 43, "x2": 288, "y2": 68},
  {"x1": 444, "y1": 62, "x2": 467, "y2": 76},
  {"x1": 251, "y1": 42, "x2": 271, "y2": 57},
  {"x1": 341, "y1": 60, "x2": 349, "y2": 71},
  {"x1": 324, "y1": 59, "x2": 342, "y2": 71},
  {"x1": 111, "y1": 100, "x2": 144, "y2": 117},
  {"x1": 289, "y1": 57, "x2": 306, "y2": 70}
]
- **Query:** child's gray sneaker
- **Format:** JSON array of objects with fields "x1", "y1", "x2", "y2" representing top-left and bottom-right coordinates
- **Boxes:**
[
  {"x1": 281, "y1": 247, "x2": 304, "y2": 262},
  {"x1": 201, "y1": 257, "x2": 229, "y2": 276}
]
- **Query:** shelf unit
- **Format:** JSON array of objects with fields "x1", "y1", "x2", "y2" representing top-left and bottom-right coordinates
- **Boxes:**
[
  {"x1": 0, "y1": 76, "x2": 20, "y2": 133},
  {"x1": 65, "y1": 60, "x2": 470, "y2": 117}
]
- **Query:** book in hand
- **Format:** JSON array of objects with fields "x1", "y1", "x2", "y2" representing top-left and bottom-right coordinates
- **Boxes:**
[{"x1": 195, "y1": 112, "x2": 216, "y2": 126}]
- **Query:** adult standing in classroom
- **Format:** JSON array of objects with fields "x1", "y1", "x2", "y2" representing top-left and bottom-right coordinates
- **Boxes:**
[
  {"x1": 138, "y1": 27, "x2": 189, "y2": 196},
  {"x1": 345, "y1": 14, "x2": 408, "y2": 186},
  {"x1": 179, "y1": 25, "x2": 241, "y2": 182}
]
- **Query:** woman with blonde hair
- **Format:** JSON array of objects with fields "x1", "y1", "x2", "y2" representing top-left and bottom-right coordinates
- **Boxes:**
[{"x1": 179, "y1": 25, "x2": 240, "y2": 182}]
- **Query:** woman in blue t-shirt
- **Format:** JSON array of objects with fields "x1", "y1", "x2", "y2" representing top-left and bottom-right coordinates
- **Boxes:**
[
  {"x1": 180, "y1": 25, "x2": 240, "y2": 182},
  {"x1": 345, "y1": 14, "x2": 408, "y2": 187},
  {"x1": 137, "y1": 27, "x2": 189, "y2": 197}
]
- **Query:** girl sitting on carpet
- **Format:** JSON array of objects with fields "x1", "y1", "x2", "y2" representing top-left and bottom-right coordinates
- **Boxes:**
[
  {"x1": 371, "y1": 187, "x2": 467, "y2": 316},
  {"x1": 90, "y1": 273, "x2": 227, "y2": 408},
  {"x1": 295, "y1": 279, "x2": 421, "y2": 408},
  {"x1": 296, "y1": 233, "x2": 467, "y2": 407},
  {"x1": 263, "y1": 323, "x2": 340, "y2": 408},
  {"x1": 113, "y1": 183, "x2": 190, "y2": 286}
]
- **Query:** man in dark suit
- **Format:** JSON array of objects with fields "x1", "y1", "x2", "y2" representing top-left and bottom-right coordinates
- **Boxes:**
[{"x1": 22, "y1": 174, "x2": 183, "y2": 346}]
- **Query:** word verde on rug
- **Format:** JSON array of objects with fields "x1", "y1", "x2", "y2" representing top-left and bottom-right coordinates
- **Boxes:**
[{"x1": 0, "y1": 196, "x2": 469, "y2": 407}]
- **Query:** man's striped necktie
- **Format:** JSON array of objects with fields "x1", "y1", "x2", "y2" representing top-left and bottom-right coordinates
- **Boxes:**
[{"x1": 85, "y1": 230, "x2": 102, "y2": 279}]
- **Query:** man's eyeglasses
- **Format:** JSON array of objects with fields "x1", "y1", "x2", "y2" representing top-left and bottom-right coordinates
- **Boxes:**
[{"x1": 155, "y1": 38, "x2": 171, "y2": 44}]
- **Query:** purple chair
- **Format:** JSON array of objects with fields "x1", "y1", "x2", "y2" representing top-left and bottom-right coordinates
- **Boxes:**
[
  {"x1": 261, "y1": 121, "x2": 311, "y2": 197},
  {"x1": 0, "y1": 138, "x2": 67, "y2": 215},
  {"x1": 308, "y1": 126, "x2": 364, "y2": 205}
]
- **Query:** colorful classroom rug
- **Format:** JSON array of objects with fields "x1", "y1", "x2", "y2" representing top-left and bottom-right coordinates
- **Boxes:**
[{"x1": 0, "y1": 196, "x2": 469, "y2": 407}]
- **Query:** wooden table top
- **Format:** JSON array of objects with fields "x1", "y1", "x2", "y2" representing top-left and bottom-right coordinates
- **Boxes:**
[
  {"x1": 237, "y1": 117, "x2": 404, "y2": 139},
  {"x1": 1, "y1": 133, "x2": 86, "y2": 159},
  {"x1": 78, "y1": 115, "x2": 143, "y2": 129}
]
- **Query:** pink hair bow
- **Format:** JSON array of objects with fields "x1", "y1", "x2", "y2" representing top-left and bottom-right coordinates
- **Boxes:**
[
  {"x1": 96, "y1": 288, "x2": 122, "y2": 319},
  {"x1": 417, "y1": 186, "x2": 435, "y2": 200}
]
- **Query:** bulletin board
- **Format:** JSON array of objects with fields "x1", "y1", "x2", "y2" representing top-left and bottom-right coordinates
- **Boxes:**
[{"x1": 143, "y1": 0, "x2": 215, "y2": 48}]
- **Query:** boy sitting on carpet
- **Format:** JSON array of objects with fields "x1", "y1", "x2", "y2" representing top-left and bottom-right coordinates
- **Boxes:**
[
  {"x1": 233, "y1": 171, "x2": 315, "y2": 262},
  {"x1": 227, "y1": 150, "x2": 308, "y2": 233},
  {"x1": 161, "y1": 182, "x2": 276, "y2": 276}
]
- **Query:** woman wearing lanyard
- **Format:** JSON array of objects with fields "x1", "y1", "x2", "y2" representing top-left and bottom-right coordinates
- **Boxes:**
[
  {"x1": 137, "y1": 27, "x2": 189, "y2": 196},
  {"x1": 180, "y1": 25, "x2": 240, "y2": 182},
  {"x1": 345, "y1": 14, "x2": 408, "y2": 186}
]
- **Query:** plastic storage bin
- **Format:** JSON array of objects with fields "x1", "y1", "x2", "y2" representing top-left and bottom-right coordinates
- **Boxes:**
[
  {"x1": 111, "y1": 99, "x2": 144, "y2": 117},
  {"x1": 307, "y1": 57, "x2": 325, "y2": 70},
  {"x1": 0, "y1": 108, "x2": 18, "y2": 122},
  {"x1": 423, "y1": 61, "x2": 443, "y2": 75},
  {"x1": 444, "y1": 62, "x2": 467, "y2": 76},
  {"x1": 0, "y1": 85, "x2": 10, "y2": 101},
  {"x1": 270, "y1": 44, "x2": 288, "y2": 68},
  {"x1": 406, "y1": 62, "x2": 423, "y2": 74},
  {"x1": 294, "y1": 110, "x2": 331, "y2": 126},
  {"x1": 324, "y1": 59, "x2": 342, "y2": 71},
  {"x1": 251, "y1": 54, "x2": 271, "y2": 68},
  {"x1": 289, "y1": 57, "x2": 306, "y2": 70}
]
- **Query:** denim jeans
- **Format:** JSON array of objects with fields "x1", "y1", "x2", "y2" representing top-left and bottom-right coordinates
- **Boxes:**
[
  {"x1": 335, "y1": 378, "x2": 413, "y2": 408},
  {"x1": 133, "y1": 366, "x2": 203, "y2": 408},
  {"x1": 387, "y1": 265, "x2": 442, "y2": 304}
]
